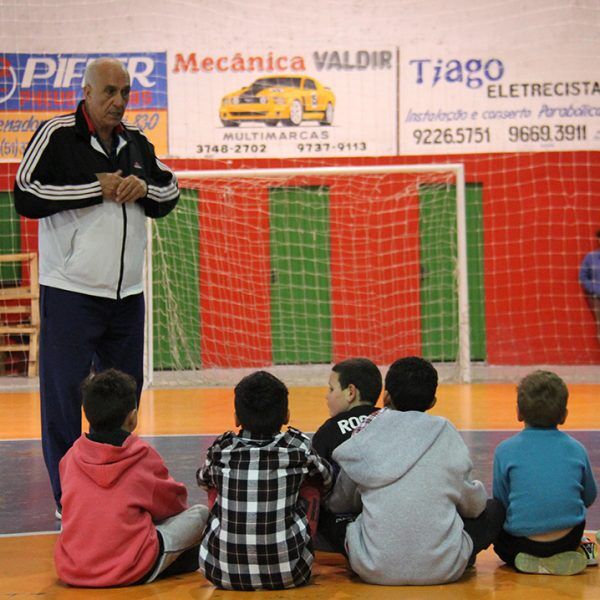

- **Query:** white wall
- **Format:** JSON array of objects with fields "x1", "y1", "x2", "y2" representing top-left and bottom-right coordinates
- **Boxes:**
[{"x1": 0, "y1": 0, "x2": 597, "y2": 51}]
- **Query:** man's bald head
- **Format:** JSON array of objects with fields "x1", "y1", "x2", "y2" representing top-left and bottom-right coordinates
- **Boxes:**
[{"x1": 84, "y1": 58, "x2": 129, "y2": 88}]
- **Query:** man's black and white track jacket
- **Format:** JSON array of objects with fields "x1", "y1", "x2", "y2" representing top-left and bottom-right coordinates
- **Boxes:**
[{"x1": 14, "y1": 101, "x2": 179, "y2": 299}]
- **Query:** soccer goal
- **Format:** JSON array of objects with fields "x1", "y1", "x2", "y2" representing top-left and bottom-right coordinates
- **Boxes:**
[{"x1": 145, "y1": 163, "x2": 474, "y2": 386}]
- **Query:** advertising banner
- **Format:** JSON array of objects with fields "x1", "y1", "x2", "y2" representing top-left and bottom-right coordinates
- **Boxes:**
[
  {"x1": 169, "y1": 48, "x2": 397, "y2": 159},
  {"x1": 0, "y1": 52, "x2": 168, "y2": 159},
  {"x1": 400, "y1": 47, "x2": 600, "y2": 155},
  {"x1": 1, "y1": 46, "x2": 598, "y2": 160}
]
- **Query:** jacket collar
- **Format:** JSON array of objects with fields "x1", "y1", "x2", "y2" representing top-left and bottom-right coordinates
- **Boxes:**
[{"x1": 75, "y1": 100, "x2": 125, "y2": 140}]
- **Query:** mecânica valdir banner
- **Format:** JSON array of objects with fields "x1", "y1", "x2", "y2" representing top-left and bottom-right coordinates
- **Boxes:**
[
  {"x1": 168, "y1": 48, "x2": 397, "y2": 159},
  {"x1": 0, "y1": 52, "x2": 168, "y2": 159}
]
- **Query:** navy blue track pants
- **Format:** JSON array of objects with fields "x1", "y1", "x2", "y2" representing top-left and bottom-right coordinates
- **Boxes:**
[{"x1": 39, "y1": 285, "x2": 144, "y2": 506}]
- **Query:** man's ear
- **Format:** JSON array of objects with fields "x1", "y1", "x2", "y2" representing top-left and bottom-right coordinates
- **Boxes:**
[
  {"x1": 234, "y1": 411, "x2": 240, "y2": 428},
  {"x1": 429, "y1": 396, "x2": 437, "y2": 409},
  {"x1": 284, "y1": 409, "x2": 290, "y2": 425}
]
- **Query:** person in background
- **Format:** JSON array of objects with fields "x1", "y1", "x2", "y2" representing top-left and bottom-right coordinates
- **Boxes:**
[{"x1": 579, "y1": 229, "x2": 600, "y2": 344}]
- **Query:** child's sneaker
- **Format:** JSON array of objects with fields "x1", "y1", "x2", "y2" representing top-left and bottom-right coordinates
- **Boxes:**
[
  {"x1": 579, "y1": 536, "x2": 598, "y2": 566},
  {"x1": 515, "y1": 551, "x2": 587, "y2": 575}
]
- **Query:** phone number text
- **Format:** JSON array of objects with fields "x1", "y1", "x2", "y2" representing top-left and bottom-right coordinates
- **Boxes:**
[
  {"x1": 0, "y1": 138, "x2": 27, "y2": 158},
  {"x1": 297, "y1": 142, "x2": 367, "y2": 152},
  {"x1": 413, "y1": 127, "x2": 491, "y2": 145},
  {"x1": 507, "y1": 124, "x2": 586, "y2": 143},
  {"x1": 197, "y1": 144, "x2": 267, "y2": 154}
]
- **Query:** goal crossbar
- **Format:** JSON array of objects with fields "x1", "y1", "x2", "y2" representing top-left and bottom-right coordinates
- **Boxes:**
[{"x1": 174, "y1": 164, "x2": 465, "y2": 180}]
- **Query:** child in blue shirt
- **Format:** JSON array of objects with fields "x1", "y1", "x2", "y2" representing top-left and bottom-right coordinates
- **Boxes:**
[{"x1": 493, "y1": 370, "x2": 597, "y2": 575}]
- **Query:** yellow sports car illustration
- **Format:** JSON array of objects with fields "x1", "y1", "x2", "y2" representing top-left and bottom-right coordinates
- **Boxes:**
[{"x1": 220, "y1": 75, "x2": 335, "y2": 127}]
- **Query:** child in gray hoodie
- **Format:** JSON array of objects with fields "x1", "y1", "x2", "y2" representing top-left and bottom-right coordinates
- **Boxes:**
[{"x1": 324, "y1": 356, "x2": 504, "y2": 585}]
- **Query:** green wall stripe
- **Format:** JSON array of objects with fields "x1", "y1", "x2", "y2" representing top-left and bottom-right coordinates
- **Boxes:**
[
  {"x1": 419, "y1": 183, "x2": 486, "y2": 361},
  {"x1": 269, "y1": 186, "x2": 332, "y2": 364},
  {"x1": 0, "y1": 192, "x2": 22, "y2": 281},
  {"x1": 152, "y1": 188, "x2": 200, "y2": 369}
]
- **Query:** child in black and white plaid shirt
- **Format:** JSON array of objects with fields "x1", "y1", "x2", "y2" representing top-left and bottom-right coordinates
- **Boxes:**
[{"x1": 196, "y1": 370, "x2": 333, "y2": 591}]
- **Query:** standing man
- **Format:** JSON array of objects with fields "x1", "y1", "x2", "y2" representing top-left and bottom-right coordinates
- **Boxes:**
[
  {"x1": 13, "y1": 57, "x2": 179, "y2": 518},
  {"x1": 579, "y1": 230, "x2": 600, "y2": 345}
]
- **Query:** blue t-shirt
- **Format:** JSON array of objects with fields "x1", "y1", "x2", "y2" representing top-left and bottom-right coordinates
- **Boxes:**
[
  {"x1": 493, "y1": 427, "x2": 597, "y2": 537},
  {"x1": 579, "y1": 249, "x2": 600, "y2": 296}
]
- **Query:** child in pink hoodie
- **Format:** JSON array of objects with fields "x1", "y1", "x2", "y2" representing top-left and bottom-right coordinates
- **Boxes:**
[{"x1": 54, "y1": 369, "x2": 208, "y2": 587}]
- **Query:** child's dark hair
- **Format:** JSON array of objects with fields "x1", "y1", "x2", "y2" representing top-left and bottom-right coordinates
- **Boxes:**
[
  {"x1": 82, "y1": 369, "x2": 137, "y2": 431},
  {"x1": 332, "y1": 358, "x2": 382, "y2": 405},
  {"x1": 385, "y1": 356, "x2": 438, "y2": 412},
  {"x1": 234, "y1": 371, "x2": 288, "y2": 434},
  {"x1": 517, "y1": 370, "x2": 568, "y2": 427}
]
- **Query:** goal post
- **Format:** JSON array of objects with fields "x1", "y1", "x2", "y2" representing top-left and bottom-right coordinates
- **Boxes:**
[{"x1": 144, "y1": 163, "x2": 472, "y2": 386}]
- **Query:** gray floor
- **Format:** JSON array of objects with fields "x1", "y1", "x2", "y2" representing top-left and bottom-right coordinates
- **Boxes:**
[{"x1": 1, "y1": 431, "x2": 599, "y2": 536}]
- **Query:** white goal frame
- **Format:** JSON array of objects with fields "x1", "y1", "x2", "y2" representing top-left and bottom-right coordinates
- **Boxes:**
[{"x1": 144, "y1": 164, "x2": 470, "y2": 386}]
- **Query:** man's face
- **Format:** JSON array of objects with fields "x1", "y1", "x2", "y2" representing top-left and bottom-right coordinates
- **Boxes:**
[
  {"x1": 84, "y1": 61, "x2": 130, "y2": 135},
  {"x1": 326, "y1": 371, "x2": 351, "y2": 417}
]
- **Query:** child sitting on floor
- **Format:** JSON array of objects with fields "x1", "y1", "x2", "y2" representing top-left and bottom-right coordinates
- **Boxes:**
[
  {"x1": 493, "y1": 370, "x2": 597, "y2": 575},
  {"x1": 54, "y1": 369, "x2": 208, "y2": 587},
  {"x1": 321, "y1": 356, "x2": 505, "y2": 585},
  {"x1": 312, "y1": 357, "x2": 382, "y2": 471},
  {"x1": 196, "y1": 370, "x2": 333, "y2": 590}
]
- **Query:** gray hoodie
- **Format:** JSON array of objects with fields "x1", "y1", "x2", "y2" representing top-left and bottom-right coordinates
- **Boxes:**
[{"x1": 327, "y1": 409, "x2": 487, "y2": 585}]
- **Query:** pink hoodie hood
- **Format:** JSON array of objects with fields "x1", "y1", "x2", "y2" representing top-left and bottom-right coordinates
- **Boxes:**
[{"x1": 70, "y1": 434, "x2": 150, "y2": 488}]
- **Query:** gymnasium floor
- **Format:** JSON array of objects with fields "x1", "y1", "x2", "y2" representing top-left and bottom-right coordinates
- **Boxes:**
[{"x1": 1, "y1": 382, "x2": 599, "y2": 598}]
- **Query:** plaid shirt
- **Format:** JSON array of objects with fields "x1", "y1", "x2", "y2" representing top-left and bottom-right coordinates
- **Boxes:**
[{"x1": 197, "y1": 427, "x2": 333, "y2": 590}]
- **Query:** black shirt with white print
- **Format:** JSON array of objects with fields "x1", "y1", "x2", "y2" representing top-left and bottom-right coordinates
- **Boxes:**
[{"x1": 312, "y1": 404, "x2": 377, "y2": 469}]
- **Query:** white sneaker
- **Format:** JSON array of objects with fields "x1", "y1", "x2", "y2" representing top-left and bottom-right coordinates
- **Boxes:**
[
  {"x1": 580, "y1": 536, "x2": 598, "y2": 566},
  {"x1": 515, "y1": 551, "x2": 587, "y2": 575}
]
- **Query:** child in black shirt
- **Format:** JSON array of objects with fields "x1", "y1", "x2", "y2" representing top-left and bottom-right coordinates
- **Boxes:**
[{"x1": 312, "y1": 357, "x2": 382, "y2": 472}]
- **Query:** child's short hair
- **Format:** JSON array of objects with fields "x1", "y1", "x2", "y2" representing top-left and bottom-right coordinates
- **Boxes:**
[
  {"x1": 332, "y1": 358, "x2": 382, "y2": 405},
  {"x1": 234, "y1": 371, "x2": 288, "y2": 435},
  {"x1": 82, "y1": 369, "x2": 137, "y2": 431},
  {"x1": 517, "y1": 370, "x2": 568, "y2": 427},
  {"x1": 385, "y1": 356, "x2": 438, "y2": 412}
]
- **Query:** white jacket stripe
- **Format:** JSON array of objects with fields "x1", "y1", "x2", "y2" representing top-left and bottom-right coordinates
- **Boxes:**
[
  {"x1": 146, "y1": 157, "x2": 178, "y2": 203},
  {"x1": 16, "y1": 115, "x2": 102, "y2": 201}
]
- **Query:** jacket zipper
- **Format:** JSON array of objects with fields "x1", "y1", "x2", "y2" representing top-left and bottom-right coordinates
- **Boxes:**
[
  {"x1": 90, "y1": 131, "x2": 132, "y2": 301},
  {"x1": 105, "y1": 135, "x2": 127, "y2": 301},
  {"x1": 116, "y1": 204, "x2": 127, "y2": 300}
]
